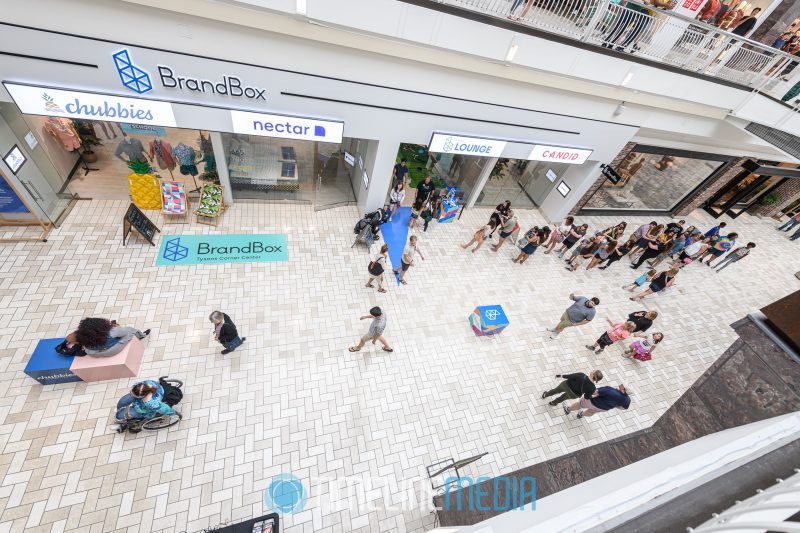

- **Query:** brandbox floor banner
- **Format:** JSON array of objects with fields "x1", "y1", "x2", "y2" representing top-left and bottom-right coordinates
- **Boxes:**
[{"x1": 156, "y1": 234, "x2": 288, "y2": 266}]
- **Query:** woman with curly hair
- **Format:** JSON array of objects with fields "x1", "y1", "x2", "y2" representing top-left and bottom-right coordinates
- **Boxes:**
[{"x1": 73, "y1": 318, "x2": 149, "y2": 357}]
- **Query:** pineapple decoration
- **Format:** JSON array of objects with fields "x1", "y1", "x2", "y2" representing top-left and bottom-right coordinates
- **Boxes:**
[{"x1": 126, "y1": 160, "x2": 162, "y2": 210}]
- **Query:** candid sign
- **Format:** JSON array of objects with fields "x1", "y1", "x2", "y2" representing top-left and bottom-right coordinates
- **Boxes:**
[
  {"x1": 230, "y1": 110, "x2": 344, "y2": 143},
  {"x1": 528, "y1": 145, "x2": 592, "y2": 165},
  {"x1": 3, "y1": 82, "x2": 177, "y2": 127},
  {"x1": 429, "y1": 133, "x2": 507, "y2": 157},
  {"x1": 156, "y1": 234, "x2": 288, "y2": 266}
]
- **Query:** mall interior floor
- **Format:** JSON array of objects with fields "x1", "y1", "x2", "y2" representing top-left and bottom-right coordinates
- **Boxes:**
[{"x1": 0, "y1": 200, "x2": 798, "y2": 532}]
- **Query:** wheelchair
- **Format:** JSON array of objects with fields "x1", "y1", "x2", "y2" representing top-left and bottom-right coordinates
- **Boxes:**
[{"x1": 114, "y1": 377, "x2": 183, "y2": 434}]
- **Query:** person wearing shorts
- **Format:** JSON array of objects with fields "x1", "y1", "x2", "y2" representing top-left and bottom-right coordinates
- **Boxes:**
[
  {"x1": 699, "y1": 232, "x2": 738, "y2": 265},
  {"x1": 548, "y1": 293, "x2": 599, "y2": 339},
  {"x1": 349, "y1": 306, "x2": 393, "y2": 353},
  {"x1": 492, "y1": 210, "x2": 518, "y2": 252},
  {"x1": 393, "y1": 235, "x2": 424, "y2": 285},
  {"x1": 563, "y1": 384, "x2": 630, "y2": 419}
]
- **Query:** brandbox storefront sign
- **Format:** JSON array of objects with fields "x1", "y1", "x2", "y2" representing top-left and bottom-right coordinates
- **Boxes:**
[
  {"x1": 156, "y1": 234, "x2": 288, "y2": 266},
  {"x1": 3, "y1": 82, "x2": 177, "y2": 127}
]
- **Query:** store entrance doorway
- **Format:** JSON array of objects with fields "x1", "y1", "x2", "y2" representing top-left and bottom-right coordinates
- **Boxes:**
[{"x1": 704, "y1": 160, "x2": 799, "y2": 219}]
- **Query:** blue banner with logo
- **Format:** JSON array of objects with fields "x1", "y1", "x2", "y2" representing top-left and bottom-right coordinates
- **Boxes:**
[
  {"x1": 120, "y1": 123, "x2": 167, "y2": 137},
  {"x1": 156, "y1": 234, "x2": 288, "y2": 266},
  {"x1": 0, "y1": 173, "x2": 29, "y2": 213}
]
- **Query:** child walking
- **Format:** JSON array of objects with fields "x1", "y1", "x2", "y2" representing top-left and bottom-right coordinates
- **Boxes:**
[
  {"x1": 623, "y1": 332, "x2": 664, "y2": 361},
  {"x1": 585, "y1": 319, "x2": 636, "y2": 354},
  {"x1": 623, "y1": 269, "x2": 656, "y2": 292},
  {"x1": 209, "y1": 310, "x2": 246, "y2": 355}
]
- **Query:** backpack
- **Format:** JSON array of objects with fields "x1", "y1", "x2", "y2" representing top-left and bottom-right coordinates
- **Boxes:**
[
  {"x1": 159, "y1": 377, "x2": 183, "y2": 407},
  {"x1": 55, "y1": 340, "x2": 86, "y2": 357}
]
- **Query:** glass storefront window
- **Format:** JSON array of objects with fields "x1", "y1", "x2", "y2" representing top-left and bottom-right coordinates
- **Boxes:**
[
  {"x1": 583, "y1": 147, "x2": 727, "y2": 211},
  {"x1": 475, "y1": 159, "x2": 570, "y2": 209}
]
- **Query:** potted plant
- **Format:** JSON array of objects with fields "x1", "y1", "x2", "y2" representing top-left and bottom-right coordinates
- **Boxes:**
[
  {"x1": 72, "y1": 120, "x2": 103, "y2": 163},
  {"x1": 761, "y1": 193, "x2": 779, "y2": 206}
]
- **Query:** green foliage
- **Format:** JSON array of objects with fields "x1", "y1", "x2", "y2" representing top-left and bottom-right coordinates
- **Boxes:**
[
  {"x1": 761, "y1": 193, "x2": 780, "y2": 205},
  {"x1": 72, "y1": 120, "x2": 103, "y2": 153},
  {"x1": 126, "y1": 160, "x2": 151, "y2": 175}
]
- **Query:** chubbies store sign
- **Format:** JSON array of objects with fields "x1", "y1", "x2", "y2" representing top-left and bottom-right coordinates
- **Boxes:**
[{"x1": 156, "y1": 234, "x2": 288, "y2": 266}]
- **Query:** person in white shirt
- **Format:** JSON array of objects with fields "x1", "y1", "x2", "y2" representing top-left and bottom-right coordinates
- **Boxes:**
[
  {"x1": 392, "y1": 235, "x2": 425, "y2": 285},
  {"x1": 388, "y1": 183, "x2": 405, "y2": 221}
]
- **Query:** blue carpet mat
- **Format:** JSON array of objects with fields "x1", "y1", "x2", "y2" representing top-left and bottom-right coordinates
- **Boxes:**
[{"x1": 379, "y1": 207, "x2": 411, "y2": 283}]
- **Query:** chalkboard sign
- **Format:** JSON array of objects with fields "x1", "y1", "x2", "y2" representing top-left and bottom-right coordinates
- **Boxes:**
[
  {"x1": 601, "y1": 164, "x2": 623, "y2": 184},
  {"x1": 123, "y1": 203, "x2": 160, "y2": 246}
]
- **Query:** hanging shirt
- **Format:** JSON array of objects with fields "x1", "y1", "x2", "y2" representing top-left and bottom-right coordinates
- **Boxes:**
[
  {"x1": 44, "y1": 117, "x2": 81, "y2": 151},
  {"x1": 149, "y1": 140, "x2": 175, "y2": 169},
  {"x1": 115, "y1": 138, "x2": 148, "y2": 162},
  {"x1": 171, "y1": 144, "x2": 196, "y2": 166}
]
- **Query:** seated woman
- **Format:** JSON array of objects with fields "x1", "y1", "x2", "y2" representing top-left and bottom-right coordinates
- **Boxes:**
[
  {"x1": 115, "y1": 380, "x2": 176, "y2": 421},
  {"x1": 73, "y1": 317, "x2": 150, "y2": 357}
]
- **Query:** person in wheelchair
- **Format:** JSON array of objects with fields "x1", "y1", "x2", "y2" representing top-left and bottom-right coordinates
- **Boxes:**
[{"x1": 115, "y1": 379, "x2": 177, "y2": 423}]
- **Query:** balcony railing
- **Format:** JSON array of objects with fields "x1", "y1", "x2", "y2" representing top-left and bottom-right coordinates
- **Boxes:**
[{"x1": 427, "y1": 0, "x2": 800, "y2": 103}]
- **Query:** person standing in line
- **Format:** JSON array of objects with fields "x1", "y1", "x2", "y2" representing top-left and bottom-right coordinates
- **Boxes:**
[
  {"x1": 626, "y1": 221, "x2": 657, "y2": 262},
  {"x1": 623, "y1": 332, "x2": 663, "y2": 362},
  {"x1": 547, "y1": 293, "x2": 599, "y2": 339},
  {"x1": 630, "y1": 267, "x2": 679, "y2": 301},
  {"x1": 209, "y1": 311, "x2": 246, "y2": 355},
  {"x1": 704, "y1": 221, "x2": 727, "y2": 239},
  {"x1": 665, "y1": 219, "x2": 686, "y2": 235},
  {"x1": 393, "y1": 235, "x2": 424, "y2": 285},
  {"x1": 513, "y1": 226, "x2": 550, "y2": 264},
  {"x1": 556, "y1": 224, "x2": 588, "y2": 258},
  {"x1": 462, "y1": 220, "x2": 494, "y2": 253},
  {"x1": 349, "y1": 306, "x2": 393, "y2": 353},
  {"x1": 492, "y1": 210, "x2": 518, "y2": 252},
  {"x1": 599, "y1": 234, "x2": 636, "y2": 270},
  {"x1": 710, "y1": 242, "x2": 755, "y2": 272},
  {"x1": 495, "y1": 200, "x2": 512, "y2": 220},
  {"x1": 672, "y1": 236, "x2": 709, "y2": 267},
  {"x1": 567, "y1": 235, "x2": 605, "y2": 271},
  {"x1": 542, "y1": 370, "x2": 603, "y2": 407},
  {"x1": 544, "y1": 216, "x2": 575, "y2": 254},
  {"x1": 628, "y1": 223, "x2": 663, "y2": 263},
  {"x1": 778, "y1": 212, "x2": 800, "y2": 232},
  {"x1": 632, "y1": 233, "x2": 674, "y2": 269},
  {"x1": 699, "y1": 232, "x2": 738, "y2": 265},
  {"x1": 416, "y1": 175, "x2": 435, "y2": 204},
  {"x1": 563, "y1": 384, "x2": 631, "y2": 419},
  {"x1": 601, "y1": 222, "x2": 627, "y2": 241},
  {"x1": 627, "y1": 310, "x2": 658, "y2": 333},
  {"x1": 388, "y1": 182, "x2": 405, "y2": 221},
  {"x1": 365, "y1": 243, "x2": 389, "y2": 293},
  {"x1": 392, "y1": 158, "x2": 408, "y2": 188},
  {"x1": 585, "y1": 319, "x2": 636, "y2": 354},
  {"x1": 586, "y1": 236, "x2": 614, "y2": 271}
]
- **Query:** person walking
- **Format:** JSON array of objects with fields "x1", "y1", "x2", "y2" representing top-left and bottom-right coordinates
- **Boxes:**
[
  {"x1": 630, "y1": 267, "x2": 678, "y2": 301},
  {"x1": 365, "y1": 243, "x2": 389, "y2": 293},
  {"x1": 585, "y1": 319, "x2": 636, "y2": 354},
  {"x1": 542, "y1": 370, "x2": 603, "y2": 406},
  {"x1": 492, "y1": 210, "x2": 519, "y2": 252},
  {"x1": 408, "y1": 197, "x2": 424, "y2": 229},
  {"x1": 513, "y1": 226, "x2": 550, "y2": 264},
  {"x1": 349, "y1": 306, "x2": 393, "y2": 353},
  {"x1": 392, "y1": 158, "x2": 409, "y2": 188},
  {"x1": 778, "y1": 212, "x2": 800, "y2": 232},
  {"x1": 209, "y1": 311, "x2": 246, "y2": 355},
  {"x1": 462, "y1": 221, "x2": 493, "y2": 253},
  {"x1": 393, "y1": 235, "x2": 424, "y2": 285},
  {"x1": 563, "y1": 384, "x2": 631, "y2": 419},
  {"x1": 388, "y1": 182, "x2": 405, "y2": 221},
  {"x1": 627, "y1": 310, "x2": 658, "y2": 332},
  {"x1": 547, "y1": 293, "x2": 599, "y2": 339},
  {"x1": 710, "y1": 242, "x2": 755, "y2": 272},
  {"x1": 699, "y1": 232, "x2": 738, "y2": 265}
]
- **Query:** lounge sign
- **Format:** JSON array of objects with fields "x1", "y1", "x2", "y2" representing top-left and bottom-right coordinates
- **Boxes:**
[
  {"x1": 230, "y1": 110, "x2": 344, "y2": 143},
  {"x1": 528, "y1": 144, "x2": 593, "y2": 164},
  {"x1": 428, "y1": 133, "x2": 507, "y2": 156},
  {"x1": 3, "y1": 82, "x2": 177, "y2": 127},
  {"x1": 156, "y1": 234, "x2": 288, "y2": 266}
]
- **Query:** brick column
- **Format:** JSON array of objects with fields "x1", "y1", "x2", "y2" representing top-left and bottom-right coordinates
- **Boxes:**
[
  {"x1": 747, "y1": 178, "x2": 800, "y2": 217},
  {"x1": 569, "y1": 141, "x2": 637, "y2": 215},
  {"x1": 672, "y1": 157, "x2": 750, "y2": 217}
]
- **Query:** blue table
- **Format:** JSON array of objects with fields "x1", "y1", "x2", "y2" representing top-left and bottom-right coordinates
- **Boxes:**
[{"x1": 24, "y1": 338, "x2": 83, "y2": 385}]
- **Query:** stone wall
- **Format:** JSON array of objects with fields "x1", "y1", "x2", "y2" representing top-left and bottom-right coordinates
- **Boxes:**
[
  {"x1": 747, "y1": 177, "x2": 800, "y2": 217},
  {"x1": 434, "y1": 309, "x2": 800, "y2": 527}
]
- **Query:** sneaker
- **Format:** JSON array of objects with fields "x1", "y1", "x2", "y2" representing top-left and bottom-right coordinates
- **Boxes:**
[
  {"x1": 541, "y1": 391, "x2": 547, "y2": 399},
  {"x1": 221, "y1": 349, "x2": 232, "y2": 355},
  {"x1": 241, "y1": 337, "x2": 247, "y2": 343},
  {"x1": 546, "y1": 327, "x2": 556, "y2": 332},
  {"x1": 549, "y1": 332, "x2": 559, "y2": 340},
  {"x1": 142, "y1": 329, "x2": 151, "y2": 337},
  {"x1": 585, "y1": 344, "x2": 595, "y2": 351},
  {"x1": 549, "y1": 400, "x2": 558, "y2": 406},
  {"x1": 577, "y1": 412, "x2": 584, "y2": 419},
  {"x1": 562, "y1": 402, "x2": 570, "y2": 415}
]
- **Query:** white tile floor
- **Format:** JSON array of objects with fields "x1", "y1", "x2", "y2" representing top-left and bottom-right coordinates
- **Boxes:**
[{"x1": 0, "y1": 200, "x2": 798, "y2": 533}]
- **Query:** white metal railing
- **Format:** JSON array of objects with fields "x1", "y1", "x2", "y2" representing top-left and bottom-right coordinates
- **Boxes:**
[{"x1": 429, "y1": 0, "x2": 800, "y2": 103}]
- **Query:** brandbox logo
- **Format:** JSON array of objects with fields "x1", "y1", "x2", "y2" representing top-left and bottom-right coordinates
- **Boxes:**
[
  {"x1": 162, "y1": 238, "x2": 189, "y2": 262},
  {"x1": 112, "y1": 50, "x2": 153, "y2": 95}
]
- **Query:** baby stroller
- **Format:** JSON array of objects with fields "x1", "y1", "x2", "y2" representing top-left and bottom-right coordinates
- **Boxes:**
[
  {"x1": 115, "y1": 376, "x2": 184, "y2": 433},
  {"x1": 352, "y1": 207, "x2": 388, "y2": 251}
]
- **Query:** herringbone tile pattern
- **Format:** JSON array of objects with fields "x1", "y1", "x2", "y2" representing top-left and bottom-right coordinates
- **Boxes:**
[{"x1": 0, "y1": 200, "x2": 797, "y2": 532}]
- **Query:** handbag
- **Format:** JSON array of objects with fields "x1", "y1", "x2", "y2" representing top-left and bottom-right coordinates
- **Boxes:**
[
  {"x1": 368, "y1": 257, "x2": 384, "y2": 276},
  {"x1": 55, "y1": 340, "x2": 86, "y2": 357}
]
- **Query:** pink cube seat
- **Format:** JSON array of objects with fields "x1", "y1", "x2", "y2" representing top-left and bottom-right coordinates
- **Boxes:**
[{"x1": 70, "y1": 338, "x2": 144, "y2": 382}]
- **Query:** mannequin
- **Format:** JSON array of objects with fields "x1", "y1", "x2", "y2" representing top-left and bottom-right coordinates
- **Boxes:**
[
  {"x1": 115, "y1": 132, "x2": 150, "y2": 163},
  {"x1": 43, "y1": 117, "x2": 81, "y2": 151},
  {"x1": 171, "y1": 142, "x2": 199, "y2": 176}
]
